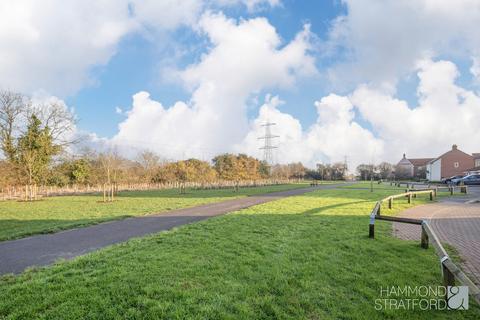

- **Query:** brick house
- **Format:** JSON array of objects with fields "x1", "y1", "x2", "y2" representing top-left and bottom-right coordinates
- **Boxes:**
[
  {"x1": 426, "y1": 145, "x2": 475, "y2": 181},
  {"x1": 396, "y1": 154, "x2": 433, "y2": 179},
  {"x1": 473, "y1": 153, "x2": 480, "y2": 168}
]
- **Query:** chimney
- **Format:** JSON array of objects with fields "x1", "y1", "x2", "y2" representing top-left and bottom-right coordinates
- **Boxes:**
[
  {"x1": 403, "y1": 153, "x2": 406, "y2": 159},
  {"x1": 452, "y1": 144, "x2": 458, "y2": 150}
]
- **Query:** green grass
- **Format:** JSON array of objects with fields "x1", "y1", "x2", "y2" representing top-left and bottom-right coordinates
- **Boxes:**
[
  {"x1": 1, "y1": 188, "x2": 478, "y2": 319},
  {"x1": 0, "y1": 184, "x2": 308, "y2": 241},
  {"x1": 340, "y1": 181, "x2": 407, "y2": 190}
]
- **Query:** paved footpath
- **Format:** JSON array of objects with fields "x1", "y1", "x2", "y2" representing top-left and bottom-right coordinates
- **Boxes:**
[
  {"x1": 0, "y1": 184, "x2": 345, "y2": 275},
  {"x1": 393, "y1": 186, "x2": 480, "y2": 285}
]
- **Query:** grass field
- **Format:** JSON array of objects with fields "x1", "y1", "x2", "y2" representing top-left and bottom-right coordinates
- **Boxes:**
[
  {"x1": 1, "y1": 188, "x2": 478, "y2": 319},
  {"x1": 0, "y1": 184, "x2": 308, "y2": 241},
  {"x1": 340, "y1": 181, "x2": 411, "y2": 190}
]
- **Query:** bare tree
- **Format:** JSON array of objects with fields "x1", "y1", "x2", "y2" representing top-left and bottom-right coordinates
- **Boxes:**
[
  {"x1": 98, "y1": 149, "x2": 124, "y2": 184},
  {"x1": 0, "y1": 90, "x2": 25, "y2": 161},
  {"x1": 136, "y1": 150, "x2": 161, "y2": 182},
  {"x1": 28, "y1": 101, "x2": 76, "y2": 145}
]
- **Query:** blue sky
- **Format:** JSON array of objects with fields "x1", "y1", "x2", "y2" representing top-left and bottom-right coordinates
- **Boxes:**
[
  {"x1": 1, "y1": 0, "x2": 479, "y2": 167},
  {"x1": 68, "y1": 0, "x2": 347, "y2": 137}
]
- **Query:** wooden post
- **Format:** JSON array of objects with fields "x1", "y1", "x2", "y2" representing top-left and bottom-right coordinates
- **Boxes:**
[
  {"x1": 434, "y1": 187, "x2": 437, "y2": 197},
  {"x1": 450, "y1": 187, "x2": 454, "y2": 196},
  {"x1": 369, "y1": 211, "x2": 376, "y2": 238},
  {"x1": 377, "y1": 203, "x2": 381, "y2": 215},
  {"x1": 388, "y1": 197, "x2": 393, "y2": 209},
  {"x1": 429, "y1": 191, "x2": 433, "y2": 201},
  {"x1": 442, "y1": 259, "x2": 455, "y2": 290},
  {"x1": 407, "y1": 193, "x2": 412, "y2": 204},
  {"x1": 421, "y1": 223, "x2": 429, "y2": 249}
]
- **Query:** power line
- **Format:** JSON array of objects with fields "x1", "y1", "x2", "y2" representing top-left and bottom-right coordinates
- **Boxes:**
[{"x1": 258, "y1": 122, "x2": 279, "y2": 165}]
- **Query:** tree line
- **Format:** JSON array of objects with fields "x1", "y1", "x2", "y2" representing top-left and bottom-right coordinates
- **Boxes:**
[{"x1": 355, "y1": 162, "x2": 410, "y2": 180}]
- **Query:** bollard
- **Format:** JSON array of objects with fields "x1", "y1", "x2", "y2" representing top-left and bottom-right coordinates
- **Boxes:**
[
  {"x1": 408, "y1": 193, "x2": 412, "y2": 204},
  {"x1": 429, "y1": 191, "x2": 433, "y2": 201},
  {"x1": 388, "y1": 197, "x2": 393, "y2": 209}
]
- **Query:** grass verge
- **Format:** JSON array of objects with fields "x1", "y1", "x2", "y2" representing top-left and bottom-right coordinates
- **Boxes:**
[{"x1": 1, "y1": 188, "x2": 478, "y2": 319}]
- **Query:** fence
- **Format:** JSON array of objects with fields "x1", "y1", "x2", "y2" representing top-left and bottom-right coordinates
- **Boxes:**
[
  {"x1": 368, "y1": 187, "x2": 480, "y2": 305},
  {"x1": 389, "y1": 181, "x2": 468, "y2": 195},
  {"x1": 0, "y1": 179, "x2": 302, "y2": 201}
]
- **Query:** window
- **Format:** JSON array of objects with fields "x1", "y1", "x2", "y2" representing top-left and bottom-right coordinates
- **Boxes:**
[{"x1": 454, "y1": 162, "x2": 459, "y2": 168}]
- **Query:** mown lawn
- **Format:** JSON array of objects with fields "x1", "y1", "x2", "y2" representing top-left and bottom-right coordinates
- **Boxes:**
[
  {"x1": 340, "y1": 181, "x2": 408, "y2": 190},
  {"x1": 0, "y1": 184, "x2": 308, "y2": 241},
  {"x1": 1, "y1": 188, "x2": 478, "y2": 319}
]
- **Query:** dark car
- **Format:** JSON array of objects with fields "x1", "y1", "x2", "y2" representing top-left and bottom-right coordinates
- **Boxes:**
[
  {"x1": 442, "y1": 175, "x2": 464, "y2": 184},
  {"x1": 454, "y1": 174, "x2": 480, "y2": 185}
]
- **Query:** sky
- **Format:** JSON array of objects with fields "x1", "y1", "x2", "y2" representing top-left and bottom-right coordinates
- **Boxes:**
[{"x1": 1, "y1": 0, "x2": 480, "y2": 169}]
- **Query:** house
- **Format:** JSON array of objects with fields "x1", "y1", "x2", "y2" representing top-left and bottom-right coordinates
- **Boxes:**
[
  {"x1": 473, "y1": 153, "x2": 480, "y2": 167},
  {"x1": 465, "y1": 166, "x2": 480, "y2": 175},
  {"x1": 426, "y1": 145, "x2": 475, "y2": 181},
  {"x1": 396, "y1": 154, "x2": 433, "y2": 179}
]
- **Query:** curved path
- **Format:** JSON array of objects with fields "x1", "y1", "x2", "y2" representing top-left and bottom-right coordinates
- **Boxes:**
[
  {"x1": 393, "y1": 186, "x2": 480, "y2": 285},
  {"x1": 0, "y1": 184, "x2": 345, "y2": 275}
]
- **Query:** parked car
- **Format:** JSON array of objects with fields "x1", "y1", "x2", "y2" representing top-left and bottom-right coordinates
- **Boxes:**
[
  {"x1": 453, "y1": 174, "x2": 480, "y2": 185},
  {"x1": 441, "y1": 175, "x2": 464, "y2": 184}
]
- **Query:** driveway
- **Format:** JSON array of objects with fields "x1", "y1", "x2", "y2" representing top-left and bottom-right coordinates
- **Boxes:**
[
  {"x1": 392, "y1": 186, "x2": 480, "y2": 284},
  {"x1": 0, "y1": 184, "x2": 345, "y2": 275}
]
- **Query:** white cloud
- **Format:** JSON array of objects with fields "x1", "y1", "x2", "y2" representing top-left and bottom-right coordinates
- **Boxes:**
[
  {"x1": 327, "y1": 0, "x2": 480, "y2": 89},
  {"x1": 237, "y1": 58, "x2": 480, "y2": 171},
  {"x1": 115, "y1": 106, "x2": 123, "y2": 115},
  {"x1": 130, "y1": 0, "x2": 203, "y2": 30},
  {"x1": 235, "y1": 94, "x2": 383, "y2": 169},
  {"x1": 471, "y1": 56, "x2": 480, "y2": 83},
  {"x1": 0, "y1": 0, "x2": 280, "y2": 96},
  {"x1": 0, "y1": 0, "x2": 135, "y2": 96},
  {"x1": 111, "y1": 13, "x2": 315, "y2": 160},
  {"x1": 349, "y1": 58, "x2": 480, "y2": 163},
  {"x1": 215, "y1": 0, "x2": 280, "y2": 12}
]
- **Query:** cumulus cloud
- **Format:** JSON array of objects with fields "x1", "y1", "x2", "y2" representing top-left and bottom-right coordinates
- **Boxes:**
[
  {"x1": 327, "y1": 0, "x2": 480, "y2": 89},
  {"x1": 0, "y1": 0, "x2": 136, "y2": 96},
  {"x1": 239, "y1": 58, "x2": 480, "y2": 170},
  {"x1": 236, "y1": 94, "x2": 383, "y2": 169},
  {"x1": 0, "y1": 0, "x2": 280, "y2": 96},
  {"x1": 111, "y1": 12, "x2": 315, "y2": 159},
  {"x1": 350, "y1": 59, "x2": 480, "y2": 162},
  {"x1": 215, "y1": 0, "x2": 281, "y2": 12}
]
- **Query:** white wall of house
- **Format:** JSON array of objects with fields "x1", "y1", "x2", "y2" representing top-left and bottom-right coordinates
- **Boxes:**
[{"x1": 427, "y1": 159, "x2": 441, "y2": 181}]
